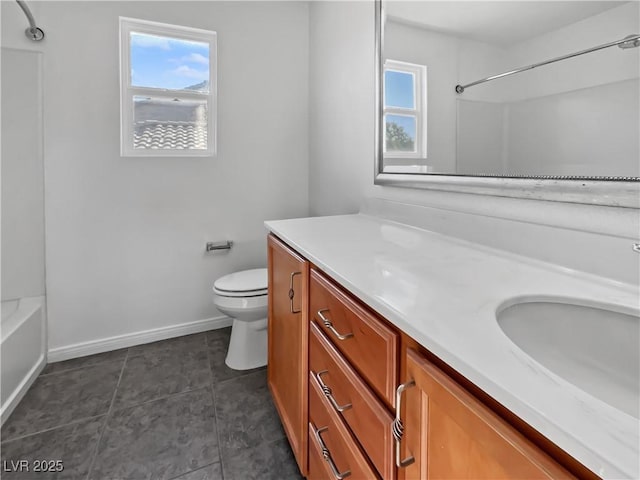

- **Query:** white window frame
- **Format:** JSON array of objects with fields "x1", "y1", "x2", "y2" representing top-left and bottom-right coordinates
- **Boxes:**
[
  {"x1": 119, "y1": 17, "x2": 217, "y2": 157},
  {"x1": 383, "y1": 59, "x2": 427, "y2": 160}
]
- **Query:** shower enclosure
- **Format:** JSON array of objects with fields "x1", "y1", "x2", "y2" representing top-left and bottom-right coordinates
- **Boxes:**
[{"x1": 1, "y1": 47, "x2": 47, "y2": 424}]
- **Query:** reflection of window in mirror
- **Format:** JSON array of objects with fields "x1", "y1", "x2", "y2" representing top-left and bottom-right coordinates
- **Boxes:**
[{"x1": 383, "y1": 60, "x2": 427, "y2": 160}]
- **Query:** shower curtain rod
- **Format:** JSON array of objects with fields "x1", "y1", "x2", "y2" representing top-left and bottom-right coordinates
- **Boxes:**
[
  {"x1": 455, "y1": 33, "x2": 639, "y2": 94},
  {"x1": 16, "y1": 0, "x2": 44, "y2": 41}
]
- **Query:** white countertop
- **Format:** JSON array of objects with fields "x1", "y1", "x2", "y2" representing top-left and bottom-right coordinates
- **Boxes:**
[{"x1": 265, "y1": 213, "x2": 639, "y2": 479}]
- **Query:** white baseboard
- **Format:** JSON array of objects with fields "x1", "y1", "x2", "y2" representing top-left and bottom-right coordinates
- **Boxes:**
[
  {"x1": 47, "y1": 316, "x2": 233, "y2": 363},
  {"x1": 1, "y1": 353, "x2": 46, "y2": 426}
]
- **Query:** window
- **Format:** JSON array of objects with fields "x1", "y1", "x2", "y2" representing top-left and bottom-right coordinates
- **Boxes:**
[
  {"x1": 383, "y1": 60, "x2": 427, "y2": 159},
  {"x1": 119, "y1": 17, "x2": 217, "y2": 157}
]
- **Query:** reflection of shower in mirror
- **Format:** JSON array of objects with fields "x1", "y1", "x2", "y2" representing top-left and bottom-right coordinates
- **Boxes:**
[{"x1": 379, "y1": 1, "x2": 640, "y2": 180}]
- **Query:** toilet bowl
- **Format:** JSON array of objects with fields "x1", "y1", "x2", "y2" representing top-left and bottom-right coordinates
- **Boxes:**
[{"x1": 212, "y1": 268, "x2": 268, "y2": 370}]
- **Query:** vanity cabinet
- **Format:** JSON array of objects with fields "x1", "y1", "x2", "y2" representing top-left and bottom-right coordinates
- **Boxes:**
[
  {"x1": 267, "y1": 235, "x2": 594, "y2": 480},
  {"x1": 267, "y1": 234, "x2": 309, "y2": 475},
  {"x1": 397, "y1": 347, "x2": 574, "y2": 480}
]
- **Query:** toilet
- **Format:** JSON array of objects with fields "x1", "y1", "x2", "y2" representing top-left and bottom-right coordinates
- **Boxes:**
[{"x1": 212, "y1": 268, "x2": 268, "y2": 370}]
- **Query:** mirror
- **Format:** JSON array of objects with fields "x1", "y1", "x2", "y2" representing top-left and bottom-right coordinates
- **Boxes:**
[{"x1": 374, "y1": 1, "x2": 640, "y2": 206}]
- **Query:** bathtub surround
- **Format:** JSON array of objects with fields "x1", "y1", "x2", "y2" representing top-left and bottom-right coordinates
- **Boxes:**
[
  {"x1": 1, "y1": 48, "x2": 45, "y2": 302},
  {"x1": 1, "y1": 1, "x2": 309, "y2": 356},
  {"x1": 0, "y1": 297, "x2": 47, "y2": 425},
  {"x1": 1, "y1": 44, "x2": 47, "y2": 424}
]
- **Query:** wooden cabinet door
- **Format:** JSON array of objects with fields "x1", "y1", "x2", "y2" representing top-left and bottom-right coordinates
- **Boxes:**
[
  {"x1": 267, "y1": 234, "x2": 309, "y2": 476},
  {"x1": 398, "y1": 348, "x2": 573, "y2": 480}
]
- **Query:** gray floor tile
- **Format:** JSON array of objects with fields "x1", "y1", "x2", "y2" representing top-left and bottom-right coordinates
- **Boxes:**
[
  {"x1": 0, "y1": 416, "x2": 105, "y2": 480},
  {"x1": 171, "y1": 463, "x2": 223, "y2": 480},
  {"x1": 128, "y1": 333, "x2": 207, "y2": 359},
  {"x1": 213, "y1": 369, "x2": 285, "y2": 455},
  {"x1": 90, "y1": 389, "x2": 219, "y2": 480},
  {"x1": 221, "y1": 437, "x2": 302, "y2": 480},
  {"x1": 1, "y1": 362, "x2": 122, "y2": 441},
  {"x1": 42, "y1": 349, "x2": 128, "y2": 376},
  {"x1": 112, "y1": 347, "x2": 211, "y2": 410},
  {"x1": 206, "y1": 328, "x2": 264, "y2": 384}
]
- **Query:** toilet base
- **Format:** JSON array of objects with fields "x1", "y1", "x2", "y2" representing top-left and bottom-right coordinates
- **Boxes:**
[{"x1": 225, "y1": 317, "x2": 267, "y2": 370}]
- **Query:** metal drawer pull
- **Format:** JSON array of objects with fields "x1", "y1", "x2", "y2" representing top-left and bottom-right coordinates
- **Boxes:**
[
  {"x1": 288, "y1": 271, "x2": 302, "y2": 314},
  {"x1": 312, "y1": 424, "x2": 351, "y2": 479},
  {"x1": 315, "y1": 370, "x2": 352, "y2": 412},
  {"x1": 393, "y1": 380, "x2": 416, "y2": 468},
  {"x1": 317, "y1": 309, "x2": 353, "y2": 340}
]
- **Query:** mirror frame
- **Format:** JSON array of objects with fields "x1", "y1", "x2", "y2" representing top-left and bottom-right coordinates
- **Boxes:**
[{"x1": 373, "y1": 0, "x2": 640, "y2": 208}]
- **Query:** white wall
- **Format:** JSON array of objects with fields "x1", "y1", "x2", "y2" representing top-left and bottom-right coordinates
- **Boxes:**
[
  {"x1": 384, "y1": 19, "x2": 507, "y2": 172},
  {"x1": 308, "y1": 1, "x2": 639, "y2": 285},
  {"x1": 2, "y1": 1, "x2": 309, "y2": 353},
  {"x1": 385, "y1": 21, "x2": 457, "y2": 171},
  {"x1": 1, "y1": 48, "x2": 45, "y2": 301},
  {"x1": 308, "y1": 1, "x2": 372, "y2": 217}
]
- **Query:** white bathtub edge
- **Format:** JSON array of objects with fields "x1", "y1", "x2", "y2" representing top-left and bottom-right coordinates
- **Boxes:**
[
  {"x1": 47, "y1": 315, "x2": 233, "y2": 363},
  {"x1": 0, "y1": 352, "x2": 46, "y2": 425},
  {"x1": 0, "y1": 295, "x2": 47, "y2": 427},
  {"x1": 1, "y1": 296, "x2": 45, "y2": 340}
]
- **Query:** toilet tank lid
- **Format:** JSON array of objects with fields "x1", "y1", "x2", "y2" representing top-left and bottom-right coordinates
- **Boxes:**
[{"x1": 214, "y1": 268, "x2": 268, "y2": 293}]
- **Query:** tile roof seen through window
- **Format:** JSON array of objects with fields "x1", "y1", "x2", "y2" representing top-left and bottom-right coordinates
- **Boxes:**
[{"x1": 133, "y1": 97, "x2": 208, "y2": 150}]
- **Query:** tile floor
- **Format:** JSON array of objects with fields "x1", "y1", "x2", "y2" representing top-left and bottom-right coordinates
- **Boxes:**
[{"x1": 1, "y1": 328, "x2": 302, "y2": 480}]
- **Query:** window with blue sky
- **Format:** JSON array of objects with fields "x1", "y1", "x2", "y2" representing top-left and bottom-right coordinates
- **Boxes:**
[
  {"x1": 130, "y1": 32, "x2": 210, "y2": 91},
  {"x1": 120, "y1": 17, "x2": 217, "y2": 156},
  {"x1": 383, "y1": 60, "x2": 427, "y2": 158}
]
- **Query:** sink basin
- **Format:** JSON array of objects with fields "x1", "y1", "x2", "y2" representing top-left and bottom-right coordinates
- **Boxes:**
[{"x1": 497, "y1": 300, "x2": 639, "y2": 418}]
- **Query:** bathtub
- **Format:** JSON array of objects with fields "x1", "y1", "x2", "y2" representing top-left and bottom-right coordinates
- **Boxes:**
[{"x1": 1, "y1": 296, "x2": 47, "y2": 425}]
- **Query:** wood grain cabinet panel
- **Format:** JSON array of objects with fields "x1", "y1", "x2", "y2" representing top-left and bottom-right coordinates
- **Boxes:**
[
  {"x1": 309, "y1": 371, "x2": 380, "y2": 480},
  {"x1": 267, "y1": 234, "x2": 309, "y2": 476},
  {"x1": 398, "y1": 348, "x2": 575, "y2": 480},
  {"x1": 307, "y1": 431, "x2": 332, "y2": 480},
  {"x1": 309, "y1": 322, "x2": 396, "y2": 480},
  {"x1": 310, "y1": 269, "x2": 399, "y2": 406}
]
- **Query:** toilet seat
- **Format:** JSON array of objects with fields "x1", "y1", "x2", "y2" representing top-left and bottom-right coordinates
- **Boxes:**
[
  {"x1": 213, "y1": 268, "x2": 267, "y2": 297},
  {"x1": 212, "y1": 268, "x2": 269, "y2": 370}
]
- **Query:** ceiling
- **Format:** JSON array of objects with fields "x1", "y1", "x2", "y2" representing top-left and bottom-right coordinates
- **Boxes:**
[{"x1": 385, "y1": 1, "x2": 629, "y2": 46}]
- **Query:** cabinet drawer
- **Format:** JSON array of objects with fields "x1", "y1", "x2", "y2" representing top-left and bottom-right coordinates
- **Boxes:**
[
  {"x1": 310, "y1": 322, "x2": 395, "y2": 479},
  {"x1": 310, "y1": 269, "x2": 399, "y2": 406},
  {"x1": 307, "y1": 431, "x2": 332, "y2": 480},
  {"x1": 308, "y1": 371, "x2": 379, "y2": 480}
]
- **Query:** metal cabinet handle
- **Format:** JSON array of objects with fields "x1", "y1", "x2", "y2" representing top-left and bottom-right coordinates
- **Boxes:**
[
  {"x1": 317, "y1": 309, "x2": 353, "y2": 340},
  {"x1": 288, "y1": 271, "x2": 302, "y2": 314},
  {"x1": 393, "y1": 380, "x2": 416, "y2": 468},
  {"x1": 311, "y1": 423, "x2": 351, "y2": 479},
  {"x1": 315, "y1": 370, "x2": 352, "y2": 412}
]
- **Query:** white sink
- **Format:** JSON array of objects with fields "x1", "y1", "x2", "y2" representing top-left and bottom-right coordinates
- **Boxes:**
[{"x1": 497, "y1": 299, "x2": 639, "y2": 419}]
